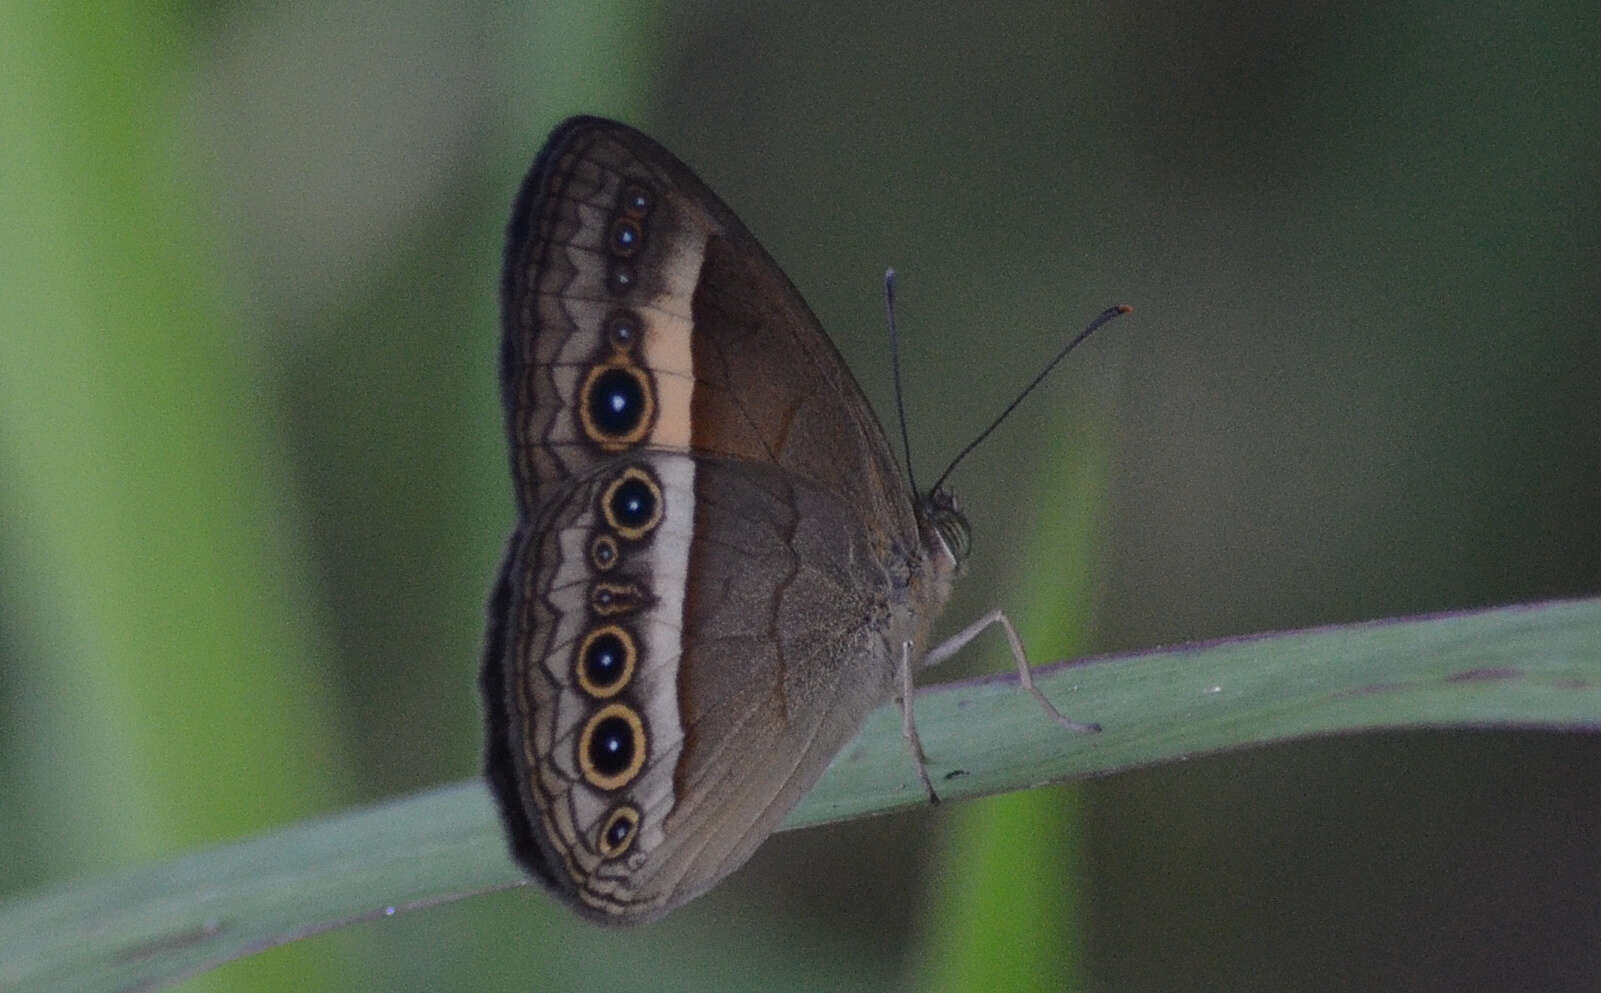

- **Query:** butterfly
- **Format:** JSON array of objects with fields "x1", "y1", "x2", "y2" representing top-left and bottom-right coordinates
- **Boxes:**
[{"x1": 481, "y1": 116, "x2": 1115, "y2": 922}]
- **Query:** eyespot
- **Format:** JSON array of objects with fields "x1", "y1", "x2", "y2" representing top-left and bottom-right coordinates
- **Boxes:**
[
  {"x1": 619, "y1": 183, "x2": 652, "y2": 218},
  {"x1": 579, "y1": 363, "x2": 653, "y2": 448},
  {"x1": 604, "y1": 311, "x2": 641, "y2": 352},
  {"x1": 590, "y1": 580, "x2": 646, "y2": 616},
  {"x1": 608, "y1": 218, "x2": 643, "y2": 258},
  {"x1": 597, "y1": 804, "x2": 641, "y2": 859},
  {"x1": 607, "y1": 261, "x2": 638, "y2": 294},
  {"x1": 578, "y1": 702, "x2": 646, "y2": 791},
  {"x1": 575, "y1": 624, "x2": 635, "y2": 698},
  {"x1": 600, "y1": 466, "x2": 662, "y2": 540},
  {"x1": 589, "y1": 534, "x2": 620, "y2": 571}
]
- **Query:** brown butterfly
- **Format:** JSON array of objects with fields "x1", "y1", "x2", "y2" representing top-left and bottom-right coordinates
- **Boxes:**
[{"x1": 482, "y1": 116, "x2": 1112, "y2": 923}]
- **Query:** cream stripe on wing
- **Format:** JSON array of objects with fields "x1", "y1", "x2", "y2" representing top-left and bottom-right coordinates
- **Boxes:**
[{"x1": 642, "y1": 217, "x2": 705, "y2": 450}]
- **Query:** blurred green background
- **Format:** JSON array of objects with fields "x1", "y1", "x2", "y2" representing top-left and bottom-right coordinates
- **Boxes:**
[{"x1": 4, "y1": 3, "x2": 1600, "y2": 991}]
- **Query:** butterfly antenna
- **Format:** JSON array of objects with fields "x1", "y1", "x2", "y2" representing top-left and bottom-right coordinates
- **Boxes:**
[
  {"x1": 884, "y1": 269, "x2": 920, "y2": 496},
  {"x1": 928, "y1": 303, "x2": 1132, "y2": 495}
]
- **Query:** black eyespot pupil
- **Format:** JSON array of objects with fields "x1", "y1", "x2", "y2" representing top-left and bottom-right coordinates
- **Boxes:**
[
  {"x1": 609, "y1": 477, "x2": 655, "y2": 527},
  {"x1": 605, "y1": 816, "x2": 633, "y2": 846},
  {"x1": 584, "y1": 633, "x2": 627, "y2": 687},
  {"x1": 589, "y1": 716, "x2": 635, "y2": 776},
  {"x1": 612, "y1": 221, "x2": 639, "y2": 250},
  {"x1": 588, "y1": 369, "x2": 644, "y2": 435}
]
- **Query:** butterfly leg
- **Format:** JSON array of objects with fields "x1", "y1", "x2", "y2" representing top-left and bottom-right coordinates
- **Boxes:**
[
  {"x1": 898, "y1": 640, "x2": 941, "y2": 804},
  {"x1": 923, "y1": 609, "x2": 1101, "y2": 734}
]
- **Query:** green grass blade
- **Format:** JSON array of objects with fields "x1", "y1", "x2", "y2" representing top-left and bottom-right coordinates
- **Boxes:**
[
  {"x1": 913, "y1": 416, "x2": 1108, "y2": 992},
  {"x1": 2, "y1": 596, "x2": 1598, "y2": 992}
]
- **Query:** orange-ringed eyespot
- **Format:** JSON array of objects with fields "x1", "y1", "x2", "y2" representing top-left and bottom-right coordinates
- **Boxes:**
[
  {"x1": 575, "y1": 624, "x2": 635, "y2": 698},
  {"x1": 600, "y1": 466, "x2": 662, "y2": 540},
  {"x1": 579, "y1": 363, "x2": 653, "y2": 448},
  {"x1": 597, "y1": 804, "x2": 640, "y2": 858},
  {"x1": 578, "y1": 702, "x2": 646, "y2": 790}
]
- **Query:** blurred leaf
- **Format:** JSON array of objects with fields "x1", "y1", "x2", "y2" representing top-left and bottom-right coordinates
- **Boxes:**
[
  {"x1": 913, "y1": 791, "x2": 1089, "y2": 993},
  {"x1": 913, "y1": 415, "x2": 1107, "y2": 991},
  {"x1": 0, "y1": 6, "x2": 357, "y2": 992}
]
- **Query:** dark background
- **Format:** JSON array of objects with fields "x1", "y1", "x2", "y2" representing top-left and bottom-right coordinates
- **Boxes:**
[{"x1": 4, "y1": 3, "x2": 1599, "y2": 991}]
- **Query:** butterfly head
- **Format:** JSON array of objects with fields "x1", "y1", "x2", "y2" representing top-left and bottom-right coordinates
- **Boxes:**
[{"x1": 920, "y1": 488, "x2": 972, "y2": 571}]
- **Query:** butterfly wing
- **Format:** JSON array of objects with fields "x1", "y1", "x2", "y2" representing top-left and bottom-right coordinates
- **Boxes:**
[
  {"x1": 485, "y1": 117, "x2": 923, "y2": 921},
  {"x1": 485, "y1": 453, "x2": 901, "y2": 920},
  {"x1": 498, "y1": 116, "x2": 914, "y2": 536}
]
